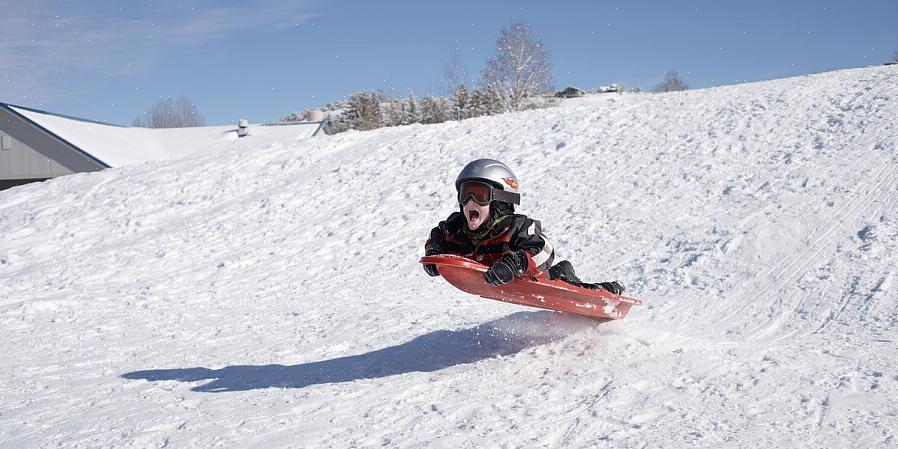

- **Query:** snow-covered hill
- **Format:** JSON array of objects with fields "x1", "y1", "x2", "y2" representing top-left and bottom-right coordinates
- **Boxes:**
[{"x1": 2, "y1": 66, "x2": 897, "y2": 448}]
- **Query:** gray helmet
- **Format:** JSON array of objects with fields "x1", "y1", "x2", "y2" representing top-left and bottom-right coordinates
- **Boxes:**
[{"x1": 455, "y1": 158, "x2": 521, "y2": 205}]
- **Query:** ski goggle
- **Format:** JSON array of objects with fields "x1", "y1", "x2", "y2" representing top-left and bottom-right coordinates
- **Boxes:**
[{"x1": 457, "y1": 180, "x2": 521, "y2": 206}]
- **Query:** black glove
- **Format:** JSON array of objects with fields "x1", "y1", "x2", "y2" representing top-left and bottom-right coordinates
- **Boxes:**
[
  {"x1": 484, "y1": 251, "x2": 528, "y2": 286},
  {"x1": 597, "y1": 281, "x2": 625, "y2": 295},
  {"x1": 423, "y1": 239, "x2": 443, "y2": 277},
  {"x1": 423, "y1": 263, "x2": 440, "y2": 277}
]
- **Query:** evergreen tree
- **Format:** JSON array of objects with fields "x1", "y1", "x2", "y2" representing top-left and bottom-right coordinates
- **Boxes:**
[
  {"x1": 466, "y1": 88, "x2": 486, "y2": 118},
  {"x1": 452, "y1": 84, "x2": 470, "y2": 121},
  {"x1": 400, "y1": 92, "x2": 421, "y2": 125},
  {"x1": 382, "y1": 100, "x2": 402, "y2": 127},
  {"x1": 420, "y1": 96, "x2": 449, "y2": 124},
  {"x1": 322, "y1": 112, "x2": 351, "y2": 135},
  {"x1": 345, "y1": 90, "x2": 384, "y2": 131},
  {"x1": 482, "y1": 85, "x2": 507, "y2": 115}
]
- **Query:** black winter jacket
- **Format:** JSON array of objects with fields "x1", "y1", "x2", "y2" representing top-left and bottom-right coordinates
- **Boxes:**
[{"x1": 425, "y1": 211, "x2": 555, "y2": 274}]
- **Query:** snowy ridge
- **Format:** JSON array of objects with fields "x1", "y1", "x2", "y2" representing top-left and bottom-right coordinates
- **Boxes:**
[{"x1": 2, "y1": 66, "x2": 897, "y2": 448}]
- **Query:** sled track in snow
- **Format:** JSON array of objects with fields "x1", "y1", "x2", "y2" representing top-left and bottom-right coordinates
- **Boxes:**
[
  {"x1": 698, "y1": 140, "x2": 898, "y2": 341},
  {"x1": 769, "y1": 154, "x2": 893, "y2": 340},
  {"x1": 755, "y1": 152, "x2": 898, "y2": 341}
]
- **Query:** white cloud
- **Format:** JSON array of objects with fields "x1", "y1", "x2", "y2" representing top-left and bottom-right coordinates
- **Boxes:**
[{"x1": 0, "y1": 1, "x2": 319, "y2": 104}]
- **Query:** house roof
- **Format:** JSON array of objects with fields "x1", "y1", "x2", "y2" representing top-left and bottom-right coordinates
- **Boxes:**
[{"x1": 2, "y1": 103, "x2": 322, "y2": 168}]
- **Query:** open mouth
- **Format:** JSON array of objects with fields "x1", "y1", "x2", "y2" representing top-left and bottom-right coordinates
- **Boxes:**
[{"x1": 463, "y1": 200, "x2": 488, "y2": 230}]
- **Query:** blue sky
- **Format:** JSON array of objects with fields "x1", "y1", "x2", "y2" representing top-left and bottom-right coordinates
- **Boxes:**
[{"x1": 2, "y1": 0, "x2": 896, "y2": 126}]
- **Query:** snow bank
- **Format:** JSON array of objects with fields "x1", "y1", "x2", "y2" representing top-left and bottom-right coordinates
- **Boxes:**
[{"x1": 1, "y1": 66, "x2": 897, "y2": 448}]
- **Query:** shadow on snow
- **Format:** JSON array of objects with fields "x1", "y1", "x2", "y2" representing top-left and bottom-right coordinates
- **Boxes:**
[{"x1": 122, "y1": 310, "x2": 604, "y2": 392}]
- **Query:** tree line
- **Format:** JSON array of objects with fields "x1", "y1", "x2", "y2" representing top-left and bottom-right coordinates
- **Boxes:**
[
  {"x1": 299, "y1": 21, "x2": 692, "y2": 135},
  {"x1": 132, "y1": 21, "x2": 697, "y2": 130},
  {"x1": 305, "y1": 21, "x2": 563, "y2": 134},
  {"x1": 317, "y1": 84, "x2": 558, "y2": 135}
]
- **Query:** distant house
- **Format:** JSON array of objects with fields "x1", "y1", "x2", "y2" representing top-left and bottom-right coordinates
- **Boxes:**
[
  {"x1": 597, "y1": 83, "x2": 622, "y2": 93},
  {"x1": 1, "y1": 103, "x2": 109, "y2": 190},
  {"x1": 0, "y1": 102, "x2": 323, "y2": 191},
  {"x1": 555, "y1": 86, "x2": 586, "y2": 98}
]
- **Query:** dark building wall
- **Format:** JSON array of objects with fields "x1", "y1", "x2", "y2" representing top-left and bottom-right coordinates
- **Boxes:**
[
  {"x1": 1, "y1": 129, "x2": 73, "y2": 179},
  {"x1": 0, "y1": 178, "x2": 51, "y2": 191}
]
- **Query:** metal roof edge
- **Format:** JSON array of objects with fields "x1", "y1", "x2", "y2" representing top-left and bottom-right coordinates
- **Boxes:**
[
  {"x1": 0, "y1": 102, "x2": 128, "y2": 128},
  {"x1": 258, "y1": 119, "x2": 325, "y2": 137},
  {"x1": 311, "y1": 121, "x2": 324, "y2": 137},
  {"x1": 0, "y1": 102, "x2": 112, "y2": 169}
]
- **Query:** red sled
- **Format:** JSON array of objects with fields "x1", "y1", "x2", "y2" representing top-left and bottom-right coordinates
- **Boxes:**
[{"x1": 420, "y1": 254, "x2": 641, "y2": 320}]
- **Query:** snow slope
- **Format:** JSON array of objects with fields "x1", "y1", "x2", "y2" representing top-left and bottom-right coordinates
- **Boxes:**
[{"x1": 2, "y1": 66, "x2": 897, "y2": 448}]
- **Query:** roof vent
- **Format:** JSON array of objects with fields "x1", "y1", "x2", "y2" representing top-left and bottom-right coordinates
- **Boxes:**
[{"x1": 237, "y1": 119, "x2": 249, "y2": 137}]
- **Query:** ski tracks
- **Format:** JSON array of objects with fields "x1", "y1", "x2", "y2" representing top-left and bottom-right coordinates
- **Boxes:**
[
  {"x1": 709, "y1": 148, "x2": 898, "y2": 342},
  {"x1": 748, "y1": 150, "x2": 898, "y2": 340}
]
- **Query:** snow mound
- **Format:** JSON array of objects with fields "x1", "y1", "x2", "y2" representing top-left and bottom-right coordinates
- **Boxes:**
[{"x1": 2, "y1": 66, "x2": 897, "y2": 448}]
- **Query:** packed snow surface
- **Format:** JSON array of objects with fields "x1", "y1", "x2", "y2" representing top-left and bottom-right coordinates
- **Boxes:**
[{"x1": 2, "y1": 66, "x2": 897, "y2": 448}]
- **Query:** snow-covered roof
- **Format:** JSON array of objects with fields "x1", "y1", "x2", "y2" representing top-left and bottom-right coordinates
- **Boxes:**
[{"x1": 8, "y1": 105, "x2": 322, "y2": 168}]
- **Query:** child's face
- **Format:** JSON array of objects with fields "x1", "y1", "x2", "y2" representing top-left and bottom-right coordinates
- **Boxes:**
[{"x1": 462, "y1": 199, "x2": 491, "y2": 231}]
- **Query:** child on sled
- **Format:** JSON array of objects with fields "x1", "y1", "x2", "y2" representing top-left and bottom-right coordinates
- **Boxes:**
[{"x1": 423, "y1": 158, "x2": 624, "y2": 294}]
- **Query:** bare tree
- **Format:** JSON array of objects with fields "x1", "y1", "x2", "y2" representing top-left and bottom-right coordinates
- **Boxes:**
[
  {"x1": 653, "y1": 71, "x2": 690, "y2": 93},
  {"x1": 132, "y1": 96, "x2": 205, "y2": 128},
  {"x1": 481, "y1": 21, "x2": 554, "y2": 111},
  {"x1": 443, "y1": 48, "x2": 467, "y2": 95}
]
